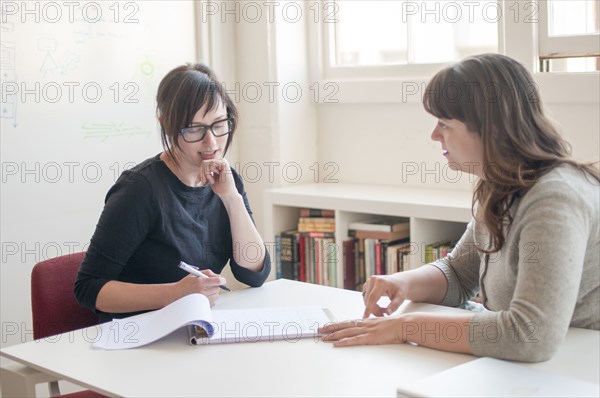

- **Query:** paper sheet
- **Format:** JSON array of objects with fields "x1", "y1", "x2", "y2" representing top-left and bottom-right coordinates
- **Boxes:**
[
  {"x1": 93, "y1": 294, "x2": 213, "y2": 350},
  {"x1": 92, "y1": 294, "x2": 334, "y2": 349},
  {"x1": 192, "y1": 306, "x2": 333, "y2": 345}
]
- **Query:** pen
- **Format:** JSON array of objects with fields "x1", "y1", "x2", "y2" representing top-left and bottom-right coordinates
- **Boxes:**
[{"x1": 178, "y1": 261, "x2": 231, "y2": 292}]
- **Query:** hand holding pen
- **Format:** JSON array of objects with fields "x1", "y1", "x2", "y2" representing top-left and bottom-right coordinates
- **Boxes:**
[{"x1": 179, "y1": 261, "x2": 231, "y2": 291}]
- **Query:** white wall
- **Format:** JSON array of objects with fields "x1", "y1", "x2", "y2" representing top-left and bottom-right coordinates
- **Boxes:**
[
  {"x1": 317, "y1": 102, "x2": 476, "y2": 190},
  {"x1": 542, "y1": 103, "x2": 600, "y2": 162},
  {"x1": 220, "y1": 1, "x2": 319, "y2": 245},
  {"x1": 0, "y1": 1, "x2": 196, "y2": 349},
  {"x1": 317, "y1": 100, "x2": 600, "y2": 192}
]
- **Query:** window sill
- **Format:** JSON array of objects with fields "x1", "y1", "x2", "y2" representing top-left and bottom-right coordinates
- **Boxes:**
[{"x1": 320, "y1": 72, "x2": 599, "y2": 105}]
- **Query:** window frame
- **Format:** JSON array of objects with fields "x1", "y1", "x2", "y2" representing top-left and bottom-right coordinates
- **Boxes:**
[
  {"x1": 308, "y1": 0, "x2": 599, "y2": 104},
  {"x1": 316, "y1": 0, "x2": 485, "y2": 80},
  {"x1": 537, "y1": 0, "x2": 600, "y2": 59}
]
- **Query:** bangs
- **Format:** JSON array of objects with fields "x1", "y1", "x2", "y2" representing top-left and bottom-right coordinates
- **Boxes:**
[
  {"x1": 422, "y1": 66, "x2": 466, "y2": 122},
  {"x1": 181, "y1": 74, "x2": 222, "y2": 127}
]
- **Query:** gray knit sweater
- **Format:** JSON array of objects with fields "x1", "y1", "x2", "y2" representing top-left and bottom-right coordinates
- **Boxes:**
[{"x1": 433, "y1": 165, "x2": 599, "y2": 362}]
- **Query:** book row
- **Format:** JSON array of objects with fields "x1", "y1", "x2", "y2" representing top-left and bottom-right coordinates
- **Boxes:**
[
  {"x1": 275, "y1": 232, "x2": 457, "y2": 291},
  {"x1": 274, "y1": 209, "x2": 455, "y2": 291},
  {"x1": 276, "y1": 231, "x2": 339, "y2": 288}
]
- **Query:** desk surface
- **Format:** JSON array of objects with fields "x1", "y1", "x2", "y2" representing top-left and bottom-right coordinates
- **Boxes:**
[{"x1": 1, "y1": 280, "x2": 599, "y2": 397}]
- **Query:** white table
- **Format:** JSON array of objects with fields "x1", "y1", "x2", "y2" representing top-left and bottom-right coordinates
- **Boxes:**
[{"x1": 1, "y1": 280, "x2": 598, "y2": 397}]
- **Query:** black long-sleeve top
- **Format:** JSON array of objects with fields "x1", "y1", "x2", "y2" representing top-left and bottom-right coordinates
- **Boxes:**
[{"x1": 75, "y1": 154, "x2": 271, "y2": 322}]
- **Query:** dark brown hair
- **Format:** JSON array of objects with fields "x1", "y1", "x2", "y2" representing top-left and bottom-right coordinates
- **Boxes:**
[
  {"x1": 156, "y1": 63, "x2": 238, "y2": 163},
  {"x1": 423, "y1": 53, "x2": 599, "y2": 253}
]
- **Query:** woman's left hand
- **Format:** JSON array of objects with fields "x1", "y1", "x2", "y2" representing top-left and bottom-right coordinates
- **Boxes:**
[
  {"x1": 318, "y1": 316, "x2": 406, "y2": 347},
  {"x1": 199, "y1": 158, "x2": 237, "y2": 198}
]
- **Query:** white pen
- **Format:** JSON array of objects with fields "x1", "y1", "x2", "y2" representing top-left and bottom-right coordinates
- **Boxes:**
[{"x1": 178, "y1": 261, "x2": 231, "y2": 291}]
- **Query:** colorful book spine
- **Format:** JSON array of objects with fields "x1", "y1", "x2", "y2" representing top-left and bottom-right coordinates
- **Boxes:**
[
  {"x1": 275, "y1": 234, "x2": 281, "y2": 279},
  {"x1": 290, "y1": 209, "x2": 338, "y2": 288},
  {"x1": 298, "y1": 223, "x2": 335, "y2": 233},
  {"x1": 343, "y1": 239, "x2": 357, "y2": 290},
  {"x1": 315, "y1": 237, "x2": 322, "y2": 286},
  {"x1": 326, "y1": 239, "x2": 338, "y2": 288},
  {"x1": 375, "y1": 240, "x2": 382, "y2": 275},
  {"x1": 348, "y1": 217, "x2": 410, "y2": 233},
  {"x1": 424, "y1": 241, "x2": 454, "y2": 263},
  {"x1": 357, "y1": 238, "x2": 365, "y2": 287},
  {"x1": 298, "y1": 217, "x2": 335, "y2": 224},
  {"x1": 299, "y1": 208, "x2": 335, "y2": 218},
  {"x1": 278, "y1": 230, "x2": 300, "y2": 281},
  {"x1": 278, "y1": 231, "x2": 294, "y2": 280},
  {"x1": 349, "y1": 228, "x2": 410, "y2": 241},
  {"x1": 299, "y1": 234, "x2": 306, "y2": 282}
]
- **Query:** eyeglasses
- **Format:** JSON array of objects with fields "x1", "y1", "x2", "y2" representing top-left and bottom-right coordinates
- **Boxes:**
[{"x1": 179, "y1": 118, "x2": 233, "y2": 143}]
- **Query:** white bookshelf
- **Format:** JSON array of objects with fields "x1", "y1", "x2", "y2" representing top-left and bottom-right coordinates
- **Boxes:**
[{"x1": 263, "y1": 183, "x2": 472, "y2": 286}]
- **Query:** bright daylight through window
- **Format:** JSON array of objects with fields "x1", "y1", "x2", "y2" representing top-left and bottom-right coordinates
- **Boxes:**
[
  {"x1": 540, "y1": 0, "x2": 599, "y2": 72},
  {"x1": 328, "y1": 0, "x2": 599, "y2": 73},
  {"x1": 330, "y1": 0, "x2": 497, "y2": 67}
]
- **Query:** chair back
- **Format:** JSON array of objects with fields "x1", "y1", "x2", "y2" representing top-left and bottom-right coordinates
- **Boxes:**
[{"x1": 31, "y1": 252, "x2": 99, "y2": 340}]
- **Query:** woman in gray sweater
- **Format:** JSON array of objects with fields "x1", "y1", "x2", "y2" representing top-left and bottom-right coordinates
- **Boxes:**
[{"x1": 320, "y1": 54, "x2": 599, "y2": 362}]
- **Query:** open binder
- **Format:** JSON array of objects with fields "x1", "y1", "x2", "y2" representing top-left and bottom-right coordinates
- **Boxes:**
[{"x1": 93, "y1": 293, "x2": 333, "y2": 350}]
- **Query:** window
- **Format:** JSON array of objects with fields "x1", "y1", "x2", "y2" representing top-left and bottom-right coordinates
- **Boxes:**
[
  {"x1": 538, "y1": 0, "x2": 599, "y2": 72},
  {"x1": 311, "y1": 0, "x2": 599, "y2": 103},
  {"x1": 321, "y1": 0, "x2": 497, "y2": 77}
]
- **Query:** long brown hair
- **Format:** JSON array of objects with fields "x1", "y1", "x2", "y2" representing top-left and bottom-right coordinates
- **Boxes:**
[
  {"x1": 423, "y1": 53, "x2": 599, "y2": 253},
  {"x1": 156, "y1": 63, "x2": 238, "y2": 163}
]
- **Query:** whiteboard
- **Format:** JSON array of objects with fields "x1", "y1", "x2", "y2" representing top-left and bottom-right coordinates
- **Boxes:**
[{"x1": 0, "y1": 0, "x2": 196, "y2": 348}]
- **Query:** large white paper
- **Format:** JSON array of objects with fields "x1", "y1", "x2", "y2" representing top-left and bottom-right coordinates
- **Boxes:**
[
  {"x1": 93, "y1": 294, "x2": 333, "y2": 350},
  {"x1": 93, "y1": 294, "x2": 213, "y2": 350},
  {"x1": 191, "y1": 306, "x2": 333, "y2": 345}
]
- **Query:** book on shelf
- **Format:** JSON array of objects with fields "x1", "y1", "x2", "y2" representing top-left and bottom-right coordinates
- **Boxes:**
[
  {"x1": 308, "y1": 236, "x2": 337, "y2": 287},
  {"x1": 276, "y1": 232, "x2": 339, "y2": 287},
  {"x1": 364, "y1": 238, "x2": 377, "y2": 279},
  {"x1": 299, "y1": 208, "x2": 335, "y2": 218},
  {"x1": 348, "y1": 217, "x2": 409, "y2": 233},
  {"x1": 348, "y1": 228, "x2": 410, "y2": 241},
  {"x1": 375, "y1": 240, "x2": 383, "y2": 275},
  {"x1": 275, "y1": 208, "x2": 338, "y2": 288},
  {"x1": 298, "y1": 217, "x2": 335, "y2": 224},
  {"x1": 356, "y1": 238, "x2": 366, "y2": 286},
  {"x1": 279, "y1": 230, "x2": 300, "y2": 281},
  {"x1": 299, "y1": 231, "x2": 334, "y2": 238},
  {"x1": 342, "y1": 239, "x2": 356, "y2": 290},
  {"x1": 346, "y1": 237, "x2": 411, "y2": 289},
  {"x1": 298, "y1": 223, "x2": 335, "y2": 233},
  {"x1": 297, "y1": 212, "x2": 335, "y2": 233},
  {"x1": 325, "y1": 237, "x2": 338, "y2": 287},
  {"x1": 424, "y1": 240, "x2": 455, "y2": 263},
  {"x1": 386, "y1": 241, "x2": 413, "y2": 273},
  {"x1": 93, "y1": 294, "x2": 333, "y2": 349},
  {"x1": 275, "y1": 233, "x2": 282, "y2": 279},
  {"x1": 298, "y1": 234, "x2": 307, "y2": 282},
  {"x1": 314, "y1": 237, "x2": 322, "y2": 285}
]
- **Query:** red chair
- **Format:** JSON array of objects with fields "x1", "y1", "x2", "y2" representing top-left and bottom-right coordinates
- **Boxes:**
[{"x1": 29, "y1": 252, "x2": 104, "y2": 397}]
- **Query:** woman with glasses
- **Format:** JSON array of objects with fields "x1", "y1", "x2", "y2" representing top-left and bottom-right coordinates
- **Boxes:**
[
  {"x1": 319, "y1": 54, "x2": 599, "y2": 362},
  {"x1": 75, "y1": 63, "x2": 270, "y2": 322}
]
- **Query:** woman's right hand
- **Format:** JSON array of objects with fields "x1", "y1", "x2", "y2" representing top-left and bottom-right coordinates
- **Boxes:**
[
  {"x1": 362, "y1": 273, "x2": 409, "y2": 318},
  {"x1": 175, "y1": 270, "x2": 227, "y2": 307}
]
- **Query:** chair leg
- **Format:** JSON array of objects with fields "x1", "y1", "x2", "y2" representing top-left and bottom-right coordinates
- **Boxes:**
[{"x1": 49, "y1": 380, "x2": 61, "y2": 396}]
